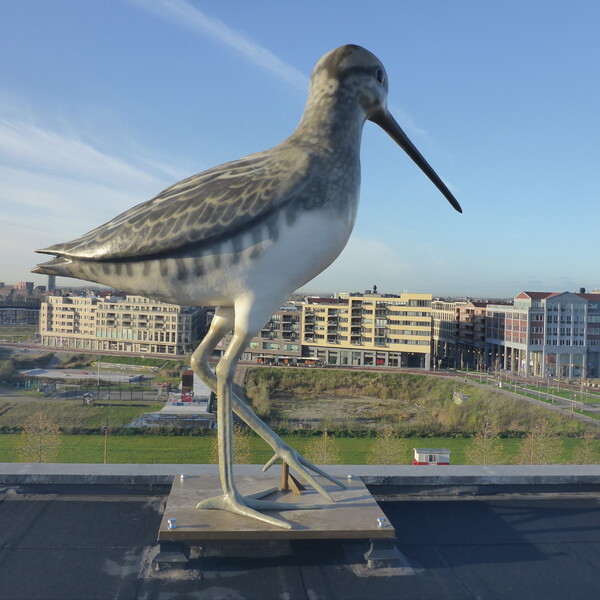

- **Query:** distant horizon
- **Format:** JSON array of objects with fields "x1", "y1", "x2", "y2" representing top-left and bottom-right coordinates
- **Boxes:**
[{"x1": 4, "y1": 274, "x2": 599, "y2": 303}]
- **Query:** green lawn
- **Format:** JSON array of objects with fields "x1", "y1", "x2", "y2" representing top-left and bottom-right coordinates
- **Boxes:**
[
  {"x1": 96, "y1": 355, "x2": 180, "y2": 368},
  {"x1": 466, "y1": 376, "x2": 600, "y2": 412},
  {"x1": 0, "y1": 325, "x2": 38, "y2": 342},
  {"x1": 521, "y1": 384, "x2": 600, "y2": 404},
  {"x1": 0, "y1": 433, "x2": 595, "y2": 465},
  {"x1": 0, "y1": 399, "x2": 164, "y2": 431}
]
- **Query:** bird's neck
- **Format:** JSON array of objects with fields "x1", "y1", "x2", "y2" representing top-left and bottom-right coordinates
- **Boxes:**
[{"x1": 291, "y1": 92, "x2": 366, "y2": 157}]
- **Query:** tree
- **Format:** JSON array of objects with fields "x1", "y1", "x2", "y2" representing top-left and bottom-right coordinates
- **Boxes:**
[
  {"x1": 17, "y1": 412, "x2": 62, "y2": 463},
  {"x1": 516, "y1": 419, "x2": 563, "y2": 465},
  {"x1": 491, "y1": 356, "x2": 503, "y2": 381},
  {"x1": 475, "y1": 351, "x2": 485, "y2": 373},
  {"x1": 571, "y1": 432, "x2": 599, "y2": 465},
  {"x1": 465, "y1": 416, "x2": 506, "y2": 465},
  {"x1": 303, "y1": 430, "x2": 341, "y2": 465},
  {"x1": 210, "y1": 423, "x2": 253, "y2": 464},
  {"x1": 368, "y1": 426, "x2": 411, "y2": 465},
  {"x1": 0, "y1": 360, "x2": 17, "y2": 383}
]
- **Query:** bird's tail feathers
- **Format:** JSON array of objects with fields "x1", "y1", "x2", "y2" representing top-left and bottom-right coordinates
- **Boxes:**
[{"x1": 31, "y1": 256, "x2": 76, "y2": 277}]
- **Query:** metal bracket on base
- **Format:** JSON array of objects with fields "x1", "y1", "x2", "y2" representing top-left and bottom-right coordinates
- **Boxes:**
[
  {"x1": 364, "y1": 538, "x2": 404, "y2": 570},
  {"x1": 152, "y1": 541, "x2": 190, "y2": 572},
  {"x1": 281, "y1": 461, "x2": 306, "y2": 495}
]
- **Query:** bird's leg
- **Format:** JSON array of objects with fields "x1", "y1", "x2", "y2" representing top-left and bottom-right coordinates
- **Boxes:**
[
  {"x1": 232, "y1": 389, "x2": 346, "y2": 498},
  {"x1": 190, "y1": 308, "x2": 345, "y2": 502},
  {"x1": 195, "y1": 315, "x2": 322, "y2": 529},
  {"x1": 196, "y1": 328, "x2": 291, "y2": 528}
]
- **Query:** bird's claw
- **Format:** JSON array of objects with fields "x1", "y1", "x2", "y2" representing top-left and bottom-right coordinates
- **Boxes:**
[
  {"x1": 196, "y1": 492, "x2": 291, "y2": 529},
  {"x1": 196, "y1": 490, "x2": 323, "y2": 530}
]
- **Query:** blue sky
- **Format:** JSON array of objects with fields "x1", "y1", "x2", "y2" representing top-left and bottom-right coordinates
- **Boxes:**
[{"x1": 1, "y1": 0, "x2": 599, "y2": 298}]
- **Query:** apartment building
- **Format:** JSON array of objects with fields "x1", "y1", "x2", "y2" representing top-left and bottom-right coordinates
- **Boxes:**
[
  {"x1": 214, "y1": 292, "x2": 433, "y2": 369},
  {"x1": 209, "y1": 289, "x2": 600, "y2": 378},
  {"x1": 432, "y1": 300, "x2": 489, "y2": 369},
  {"x1": 486, "y1": 291, "x2": 600, "y2": 378},
  {"x1": 302, "y1": 292, "x2": 433, "y2": 368},
  {"x1": 215, "y1": 305, "x2": 303, "y2": 363},
  {"x1": 0, "y1": 297, "x2": 41, "y2": 325},
  {"x1": 39, "y1": 294, "x2": 201, "y2": 355},
  {"x1": 432, "y1": 300, "x2": 463, "y2": 367}
]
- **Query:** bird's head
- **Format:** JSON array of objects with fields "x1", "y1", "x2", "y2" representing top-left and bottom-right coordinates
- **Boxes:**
[
  {"x1": 308, "y1": 45, "x2": 390, "y2": 121},
  {"x1": 309, "y1": 45, "x2": 462, "y2": 213}
]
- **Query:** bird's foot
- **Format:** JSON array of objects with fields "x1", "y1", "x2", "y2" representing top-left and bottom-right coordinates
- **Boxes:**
[
  {"x1": 196, "y1": 489, "x2": 322, "y2": 530},
  {"x1": 263, "y1": 445, "x2": 346, "y2": 500}
]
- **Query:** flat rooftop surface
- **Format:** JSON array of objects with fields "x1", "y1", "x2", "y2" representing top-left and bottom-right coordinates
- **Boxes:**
[{"x1": 1, "y1": 483, "x2": 600, "y2": 599}]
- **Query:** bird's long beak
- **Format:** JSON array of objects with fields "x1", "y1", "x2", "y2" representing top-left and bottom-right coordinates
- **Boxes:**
[{"x1": 369, "y1": 109, "x2": 462, "y2": 213}]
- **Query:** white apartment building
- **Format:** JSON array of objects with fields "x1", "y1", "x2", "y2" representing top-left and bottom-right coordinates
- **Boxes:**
[{"x1": 39, "y1": 294, "x2": 201, "y2": 356}]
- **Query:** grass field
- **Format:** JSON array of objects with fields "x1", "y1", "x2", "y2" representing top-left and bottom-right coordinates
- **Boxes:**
[
  {"x1": 0, "y1": 325, "x2": 38, "y2": 343},
  {"x1": 96, "y1": 355, "x2": 182, "y2": 368},
  {"x1": 0, "y1": 432, "x2": 596, "y2": 465},
  {"x1": 249, "y1": 368, "x2": 593, "y2": 436},
  {"x1": 521, "y1": 383, "x2": 600, "y2": 404},
  {"x1": 467, "y1": 375, "x2": 600, "y2": 404},
  {"x1": 2, "y1": 367, "x2": 599, "y2": 466},
  {"x1": 0, "y1": 398, "x2": 164, "y2": 431}
]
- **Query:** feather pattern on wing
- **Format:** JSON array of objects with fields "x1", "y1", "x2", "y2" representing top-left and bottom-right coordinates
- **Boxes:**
[{"x1": 37, "y1": 146, "x2": 311, "y2": 261}]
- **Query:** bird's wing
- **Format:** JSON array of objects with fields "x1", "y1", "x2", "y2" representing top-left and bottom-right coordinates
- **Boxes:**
[{"x1": 36, "y1": 147, "x2": 311, "y2": 260}]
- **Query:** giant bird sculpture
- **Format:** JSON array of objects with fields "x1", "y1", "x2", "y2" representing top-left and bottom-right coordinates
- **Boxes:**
[{"x1": 33, "y1": 45, "x2": 461, "y2": 528}]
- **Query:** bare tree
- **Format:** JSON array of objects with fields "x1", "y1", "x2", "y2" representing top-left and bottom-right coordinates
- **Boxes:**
[
  {"x1": 210, "y1": 424, "x2": 253, "y2": 464},
  {"x1": 516, "y1": 419, "x2": 563, "y2": 465},
  {"x1": 475, "y1": 350, "x2": 485, "y2": 373},
  {"x1": 465, "y1": 416, "x2": 506, "y2": 465},
  {"x1": 17, "y1": 412, "x2": 62, "y2": 463},
  {"x1": 491, "y1": 356, "x2": 503, "y2": 381},
  {"x1": 368, "y1": 426, "x2": 411, "y2": 465},
  {"x1": 303, "y1": 430, "x2": 341, "y2": 465},
  {"x1": 571, "y1": 432, "x2": 599, "y2": 465}
]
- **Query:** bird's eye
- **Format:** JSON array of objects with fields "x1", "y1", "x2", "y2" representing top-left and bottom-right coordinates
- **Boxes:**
[{"x1": 375, "y1": 68, "x2": 385, "y2": 85}]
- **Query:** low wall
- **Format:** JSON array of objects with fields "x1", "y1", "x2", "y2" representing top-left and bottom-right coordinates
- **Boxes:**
[{"x1": 2, "y1": 463, "x2": 600, "y2": 488}]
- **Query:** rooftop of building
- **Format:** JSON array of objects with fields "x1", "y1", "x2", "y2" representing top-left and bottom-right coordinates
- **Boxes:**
[
  {"x1": 1, "y1": 464, "x2": 600, "y2": 600},
  {"x1": 306, "y1": 296, "x2": 349, "y2": 305},
  {"x1": 517, "y1": 290, "x2": 600, "y2": 303}
]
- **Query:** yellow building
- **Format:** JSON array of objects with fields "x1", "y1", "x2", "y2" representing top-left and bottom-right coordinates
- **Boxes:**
[
  {"x1": 39, "y1": 294, "x2": 200, "y2": 355},
  {"x1": 302, "y1": 292, "x2": 432, "y2": 368}
]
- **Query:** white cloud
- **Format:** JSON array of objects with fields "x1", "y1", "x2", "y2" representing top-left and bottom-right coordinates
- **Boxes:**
[
  {"x1": 129, "y1": 0, "x2": 308, "y2": 90},
  {"x1": 0, "y1": 108, "x2": 184, "y2": 282},
  {"x1": 0, "y1": 165, "x2": 149, "y2": 230},
  {"x1": 0, "y1": 118, "x2": 170, "y2": 192}
]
